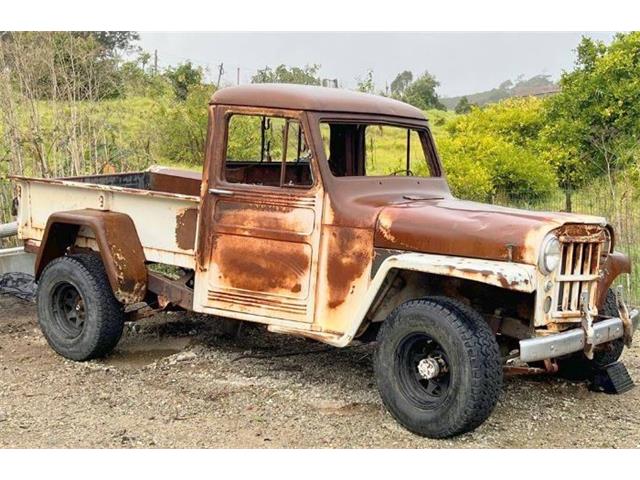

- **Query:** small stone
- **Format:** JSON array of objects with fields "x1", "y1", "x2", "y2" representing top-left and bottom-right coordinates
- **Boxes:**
[
  {"x1": 175, "y1": 351, "x2": 197, "y2": 362},
  {"x1": 0, "y1": 412, "x2": 7, "y2": 422}
]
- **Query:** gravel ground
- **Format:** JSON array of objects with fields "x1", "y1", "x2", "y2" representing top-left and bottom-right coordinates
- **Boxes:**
[{"x1": 1, "y1": 293, "x2": 639, "y2": 448}]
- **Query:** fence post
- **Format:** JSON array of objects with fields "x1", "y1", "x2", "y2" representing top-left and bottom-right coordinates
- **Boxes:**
[{"x1": 564, "y1": 189, "x2": 572, "y2": 212}]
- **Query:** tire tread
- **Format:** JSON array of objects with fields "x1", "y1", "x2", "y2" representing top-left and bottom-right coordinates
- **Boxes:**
[
  {"x1": 37, "y1": 253, "x2": 124, "y2": 360},
  {"x1": 374, "y1": 296, "x2": 502, "y2": 438}
]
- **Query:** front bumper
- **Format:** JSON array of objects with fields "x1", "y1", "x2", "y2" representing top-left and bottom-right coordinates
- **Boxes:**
[{"x1": 519, "y1": 309, "x2": 639, "y2": 363}]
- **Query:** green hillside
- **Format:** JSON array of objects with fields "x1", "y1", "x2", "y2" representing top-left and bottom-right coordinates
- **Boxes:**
[{"x1": 441, "y1": 74, "x2": 558, "y2": 110}]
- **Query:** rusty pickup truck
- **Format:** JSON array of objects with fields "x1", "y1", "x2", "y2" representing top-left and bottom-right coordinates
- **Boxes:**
[{"x1": 9, "y1": 84, "x2": 639, "y2": 438}]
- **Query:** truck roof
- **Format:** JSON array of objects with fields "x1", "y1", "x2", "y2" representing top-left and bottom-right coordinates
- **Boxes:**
[{"x1": 210, "y1": 84, "x2": 426, "y2": 120}]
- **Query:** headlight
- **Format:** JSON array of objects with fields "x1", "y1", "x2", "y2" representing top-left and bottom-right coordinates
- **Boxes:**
[{"x1": 539, "y1": 234, "x2": 561, "y2": 274}]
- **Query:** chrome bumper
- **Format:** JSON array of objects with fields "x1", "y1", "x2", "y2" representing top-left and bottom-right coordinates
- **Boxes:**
[{"x1": 519, "y1": 309, "x2": 639, "y2": 363}]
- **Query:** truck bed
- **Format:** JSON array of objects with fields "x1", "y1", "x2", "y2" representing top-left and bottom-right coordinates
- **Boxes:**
[{"x1": 11, "y1": 166, "x2": 202, "y2": 269}]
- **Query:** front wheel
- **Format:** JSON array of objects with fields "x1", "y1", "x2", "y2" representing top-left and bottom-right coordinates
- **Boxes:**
[
  {"x1": 36, "y1": 253, "x2": 125, "y2": 361},
  {"x1": 374, "y1": 297, "x2": 502, "y2": 438}
]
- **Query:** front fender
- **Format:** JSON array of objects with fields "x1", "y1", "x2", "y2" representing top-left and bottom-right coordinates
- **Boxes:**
[
  {"x1": 372, "y1": 252, "x2": 536, "y2": 293},
  {"x1": 321, "y1": 252, "x2": 537, "y2": 347},
  {"x1": 597, "y1": 251, "x2": 631, "y2": 308}
]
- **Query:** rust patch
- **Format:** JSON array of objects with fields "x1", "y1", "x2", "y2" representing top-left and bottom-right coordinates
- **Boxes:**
[
  {"x1": 497, "y1": 273, "x2": 513, "y2": 289},
  {"x1": 214, "y1": 201, "x2": 313, "y2": 236},
  {"x1": 147, "y1": 271, "x2": 194, "y2": 310},
  {"x1": 439, "y1": 263, "x2": 531, "y2": 291},
  {"x1": 557, "y1": 223, "x2": 606, "y2": 243},
  {"x1": 176, "y1": 208, "x2": 198, "y2": 251},
  {"x1": 375, "y1": 202, "x2": 609, "y2": 267},
  {"x1": 326, "y1": 227, "x2": 372, "y2": 309},
  {"x1": 148, "y1": 168, "x2": 202, "y2": 196},
  {"x1": 211, "y1": 235, "x2": 310, "y2": 296}
]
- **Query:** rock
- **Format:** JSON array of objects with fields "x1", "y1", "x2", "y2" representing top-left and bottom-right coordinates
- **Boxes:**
[
  {"x1": 175, "y1": 351, "x2": 197, "y2": 363},
  {"x1": 0, "y1": 411, "x2": 7, "y2": 422}
]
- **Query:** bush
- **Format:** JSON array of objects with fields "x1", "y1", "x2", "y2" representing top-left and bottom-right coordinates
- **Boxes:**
[
  {"x1": 435, "y1": 136, "x2": 493, "y2": 201},
  {"x1": 446, "y1": 97, "x2": 546, "y2": 147},
  {"x1": 437, "y1": 98, "x2": 556, "y2": 201},
  {"x1": 156, "y1": 84, "x2": 215, "y2": 167}
]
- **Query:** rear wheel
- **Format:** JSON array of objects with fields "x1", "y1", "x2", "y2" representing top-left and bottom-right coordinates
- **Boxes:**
[
  {"x1": 374, "y1": 297, "x2": 502, "y2": 438},
  {"x1": 36, "y1": 253, "x2": 125, "y2": 361},
  {"x1": 557, "y1": 289, "x2": 624, "y2": 380}
]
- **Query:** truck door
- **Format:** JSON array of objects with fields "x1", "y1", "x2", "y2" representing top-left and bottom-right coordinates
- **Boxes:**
[{"x1": 194, "y1": 108, "x2": 323, "y2": 325}]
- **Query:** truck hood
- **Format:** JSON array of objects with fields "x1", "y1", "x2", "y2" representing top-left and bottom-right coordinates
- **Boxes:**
[{"x1": 374, "y1": 198, "x2": 607, "y2": 265}]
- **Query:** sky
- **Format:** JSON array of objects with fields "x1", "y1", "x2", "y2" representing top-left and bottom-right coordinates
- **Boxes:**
[{"x1": 137, "y1": 32, "x2": 616, "y2": 98}]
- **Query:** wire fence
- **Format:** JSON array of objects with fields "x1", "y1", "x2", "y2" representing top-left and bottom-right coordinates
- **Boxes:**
[{"x1": 489, "y1": 189, "x2": 640, "y2": 306}]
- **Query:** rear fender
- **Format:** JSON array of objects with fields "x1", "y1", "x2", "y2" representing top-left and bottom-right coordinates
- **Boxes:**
[{"x1": 34, "y1": 209, "x2": 147, "y2": 304}]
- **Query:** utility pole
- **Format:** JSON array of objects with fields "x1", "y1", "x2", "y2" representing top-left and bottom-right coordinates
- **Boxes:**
[
  {"x1": 216, "y1": 62, "x2": 225, "y2": 89},
  {"x1": 153, "y1": 49, "x2": 158, "y2": 75},
  {"x1": 236, "y1": 67, "x2": 240, "y2": 85}
]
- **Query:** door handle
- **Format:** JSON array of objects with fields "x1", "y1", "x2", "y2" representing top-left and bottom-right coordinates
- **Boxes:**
[{"x1": 208, "y1": 188, "x2": 234, "y2": 197}]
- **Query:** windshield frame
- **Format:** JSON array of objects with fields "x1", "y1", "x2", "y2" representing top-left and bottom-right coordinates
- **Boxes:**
[{"x1": 311, "y1": 113, "x2": 443, "y2": 181}]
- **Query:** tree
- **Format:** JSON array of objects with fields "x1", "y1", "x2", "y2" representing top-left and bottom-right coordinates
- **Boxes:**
[
  {"x1": 91, "y1": 31, "x2": 140, "y2": 52},
  {"x1": 158, "y1": 84, "x2": 215, "y2": 166},
  {"x1": 0, "y1": 31, "x2": 124, "y2": 100},
  {"x1": 65, "y1": 32, "x2": 140, "y2": 56},
  {"x1": 251, "y1": 64, "x2": 321, "y2": 85},
  {"x1": 403, "y1": 71, "x2": 445, "y2": 110},
  {"x1": 390, "y1": 70, "x2": 413, "y2": 98},
  {"x1": 454, "y1": 96, "x2": 472, "y2": 114},
  {"x1": 356, "y1": 70, "x2": 375, "y2": 94},
  {"x1": 543, "y1": 32, "x2": 640, "y2": 227},
  {"x1": 118, "y1": 55, "x2": 171, "y2": 98},
  {"x1": 165, "y1": 61, "x2": 204, "y2": 101},
  {"x1": 0, "y1": 32, "x2": 131, "y2": 179},
  {"x1": 544, "y1": 33, "x2": 640, "y2": 194}
]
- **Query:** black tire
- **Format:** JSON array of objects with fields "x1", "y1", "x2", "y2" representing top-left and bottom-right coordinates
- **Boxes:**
[
  {"x1": 557, "y1": 289, "x2": 624, "y2": 380},
  {"x1": 36, "y1": 253, "x2": 125, "y2": 361},
  {"x1": 374, "y1": 297, "x2": 502, "y2": 438}
]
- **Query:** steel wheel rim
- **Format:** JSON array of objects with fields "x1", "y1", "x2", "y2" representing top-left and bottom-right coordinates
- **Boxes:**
[
  {"x1": 51, "y1": 281, "x2": 86, "y2": 340},
  {"x1": 395, "y1": 332, "x2": 451, "y2": 409}
]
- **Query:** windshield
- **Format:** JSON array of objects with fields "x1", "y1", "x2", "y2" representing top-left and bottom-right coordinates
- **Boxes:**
[{"x1": 319, "y1": 121, "x2": 437, "y2": 177}]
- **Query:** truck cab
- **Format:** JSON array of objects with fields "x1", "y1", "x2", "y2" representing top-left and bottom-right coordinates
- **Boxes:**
[{"x1": 9, "y1": 84, "x2": 639, "y2": 438}]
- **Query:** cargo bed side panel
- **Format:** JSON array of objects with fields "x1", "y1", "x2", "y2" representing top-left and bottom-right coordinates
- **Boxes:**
[{"x1": 15, "y1": 179, "x2": 199, "y2": 269}]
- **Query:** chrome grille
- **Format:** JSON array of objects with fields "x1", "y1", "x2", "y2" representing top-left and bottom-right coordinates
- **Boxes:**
[{"x1": 553, "y1": 240, "x2": 602, "y2": 317}]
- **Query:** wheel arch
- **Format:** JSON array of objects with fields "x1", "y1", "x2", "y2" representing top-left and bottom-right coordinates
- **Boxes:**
[
  {"x1": 34, "y1": 209, "x2": 147, "y2": 304},
  {"x1": 344, "y1": 251, "x2": 537, "y2": 346}
]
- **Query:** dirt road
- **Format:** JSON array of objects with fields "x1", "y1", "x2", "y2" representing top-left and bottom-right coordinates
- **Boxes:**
[{"x1": 1, "y1": 293, "x2": 639, "y2": 448}]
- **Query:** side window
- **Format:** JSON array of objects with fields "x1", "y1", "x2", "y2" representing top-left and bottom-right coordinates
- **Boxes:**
[{"x1": 225, "y1": 114, "x2": 313, "y2": 188}]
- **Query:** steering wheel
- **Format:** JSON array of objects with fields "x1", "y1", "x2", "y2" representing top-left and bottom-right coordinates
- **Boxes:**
[{"x1": 390, "y1": 169, "x2": 415, "y2": 176}]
